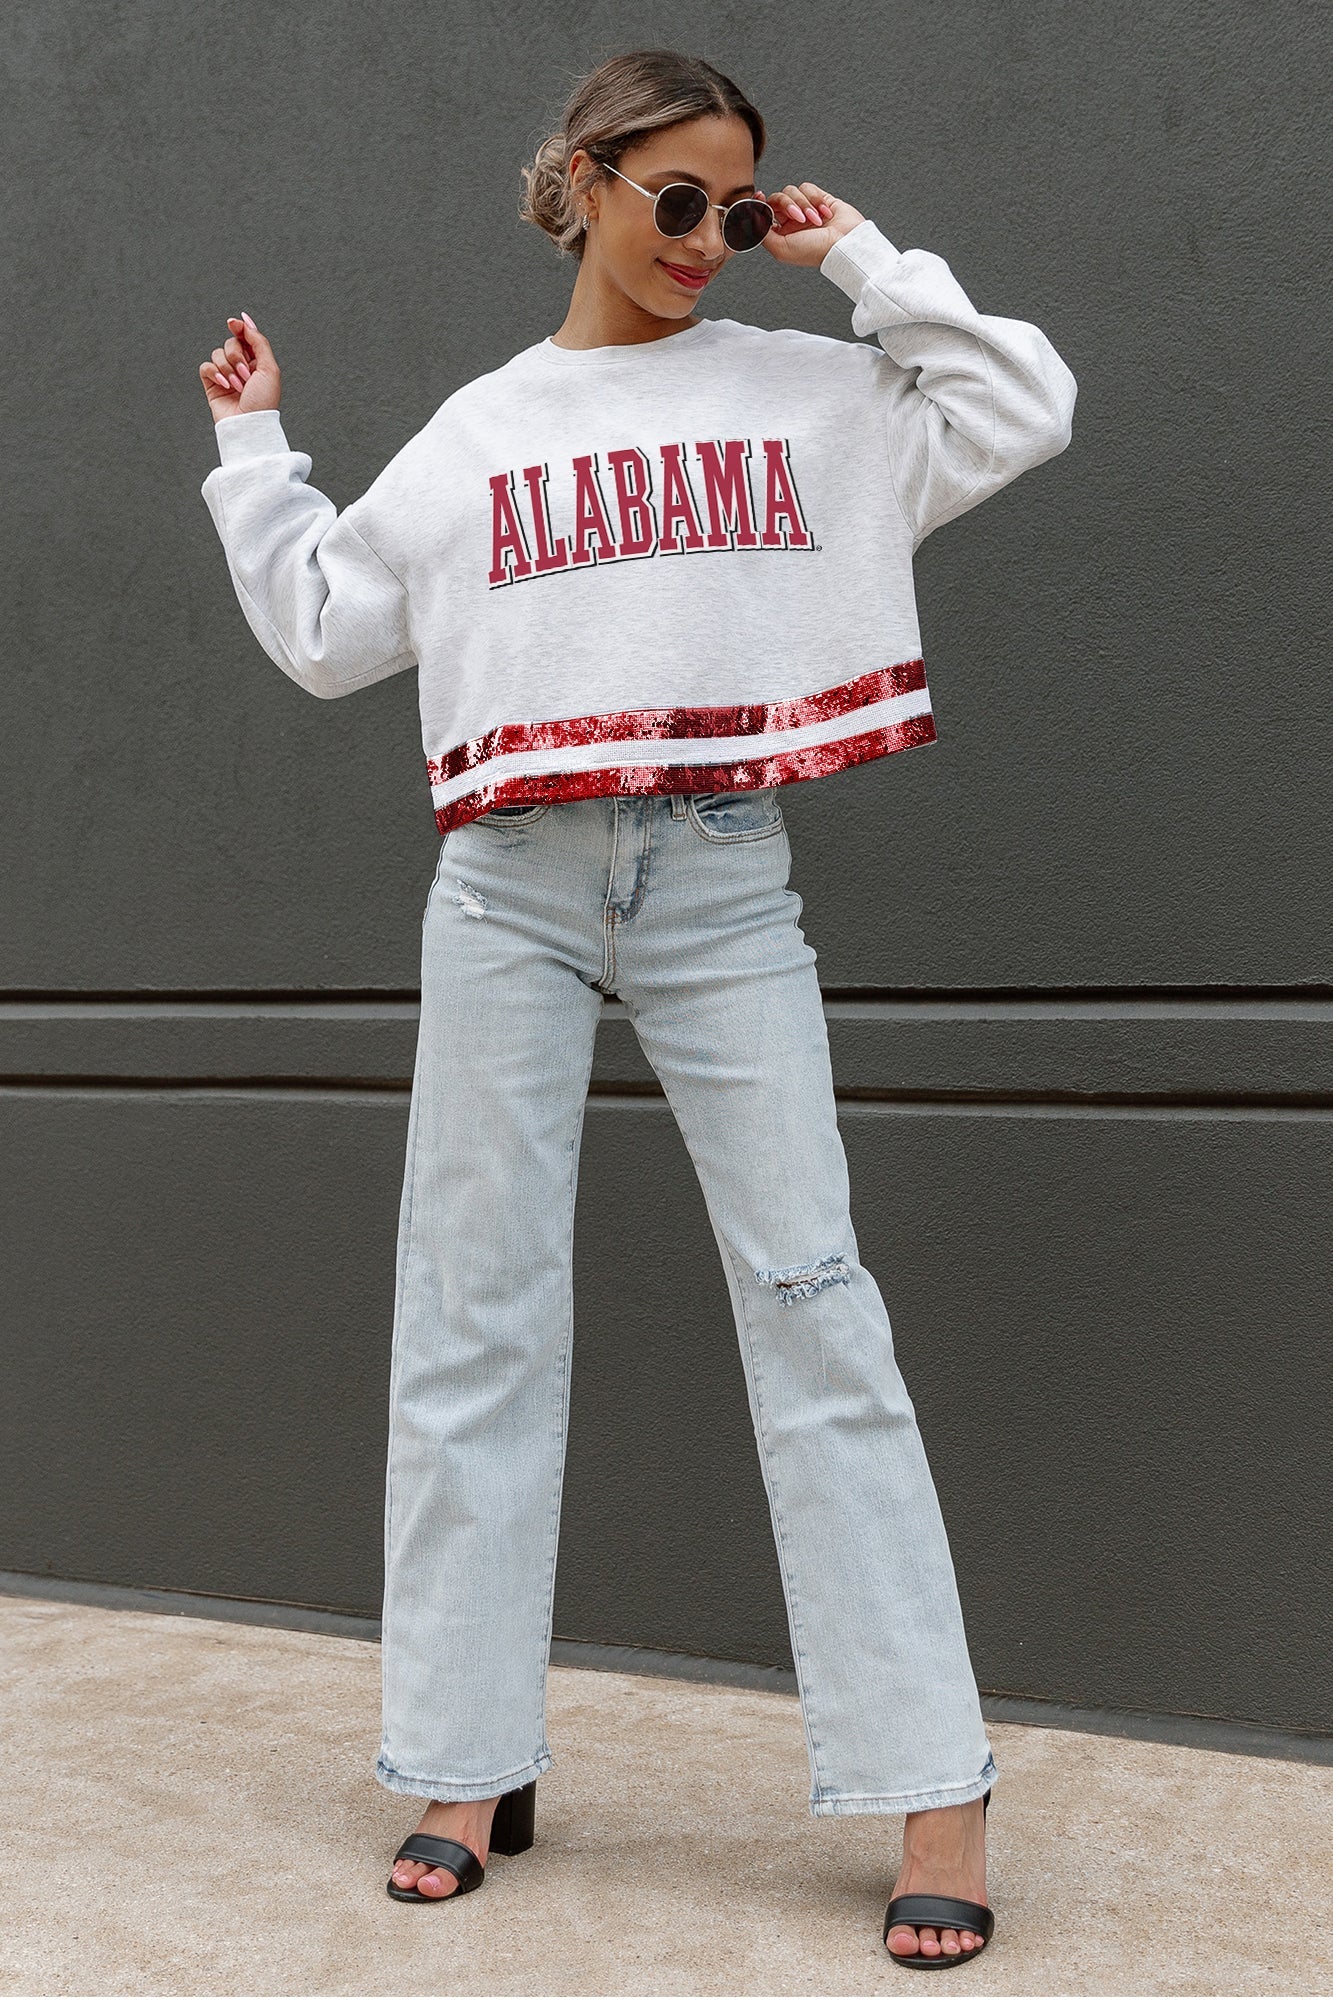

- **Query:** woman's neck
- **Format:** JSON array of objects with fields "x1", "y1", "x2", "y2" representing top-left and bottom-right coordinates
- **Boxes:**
[{"x1": 549, "y1": 260, "x2": 701, "y2": 351}]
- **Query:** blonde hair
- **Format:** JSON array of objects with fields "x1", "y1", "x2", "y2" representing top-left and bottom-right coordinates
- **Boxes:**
[{"x1": 519, "y1": 48, "x2": 767, "y2": 261}]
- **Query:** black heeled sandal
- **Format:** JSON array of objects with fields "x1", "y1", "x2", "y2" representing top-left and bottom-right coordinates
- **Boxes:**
[
  {"x1": 386, "y1": 1777, "x2": 537, "y2": 1903},
  {"x1": 883, "y1": 1786, "x2": 994, "y2": 1970}
]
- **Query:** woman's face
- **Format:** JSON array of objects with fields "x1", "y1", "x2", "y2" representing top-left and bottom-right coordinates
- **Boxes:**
[{"x1": 571, "y1": 114, "x2": 760, "y2": 319}]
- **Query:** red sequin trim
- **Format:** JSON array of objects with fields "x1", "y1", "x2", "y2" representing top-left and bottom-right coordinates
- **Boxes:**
[
  {"x1": 432, "y1": 710, "x2": 937, "y2": 835},
  {"x1": 425, "y1": 657, "x2": 927, "y2": 790}
]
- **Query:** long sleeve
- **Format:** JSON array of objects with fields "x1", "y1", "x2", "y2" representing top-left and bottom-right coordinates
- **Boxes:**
[
  {"x1": 820, "y1": 219, "x2": 1077, "y2": 546},
  {"x1": 200, "y1": 408, "x2": 417, "y2": 699}
]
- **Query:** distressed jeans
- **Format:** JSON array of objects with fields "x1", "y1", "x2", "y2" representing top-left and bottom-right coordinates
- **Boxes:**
[{"x1": 376, "y1": 788, "x2": 998, "y2": 1816}]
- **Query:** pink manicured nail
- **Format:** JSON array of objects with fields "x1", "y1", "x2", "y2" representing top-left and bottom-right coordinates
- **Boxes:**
[
  {"x1": 236, "y1": 361, "x2": 251, "y2": 380},
  {"x1": 241, "y1": 311, "x2": 257, "y2": 329},
  {"x1": 229, "y1": 373, "x2": 243, "y2": 390}
]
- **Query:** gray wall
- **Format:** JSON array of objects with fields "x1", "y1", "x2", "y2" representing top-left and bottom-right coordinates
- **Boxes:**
[{"x1": 3, "y1": 1, "x2": 1330, "y2": 1736}]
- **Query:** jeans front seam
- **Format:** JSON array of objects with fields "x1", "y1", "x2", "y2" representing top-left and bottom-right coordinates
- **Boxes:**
[
  {"x1": 599, "y1": 803, "x2": 620, "y2": 991},
  {"x1": 620, "y1": 804, "x2": 654, "y2": 922}
]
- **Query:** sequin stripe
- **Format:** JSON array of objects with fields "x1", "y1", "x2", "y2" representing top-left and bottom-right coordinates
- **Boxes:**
[
  {"x1": 425, "y1": 657, "x2": 927, "y2": 790},
  {"x1": 431, "y1": 710, "x2": 937, "y2": 835}
]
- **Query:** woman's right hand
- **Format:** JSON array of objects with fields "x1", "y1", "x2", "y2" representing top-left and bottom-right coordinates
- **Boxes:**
[{"x1": 199, "y1": 311, "x2": 282, "y2": 423}]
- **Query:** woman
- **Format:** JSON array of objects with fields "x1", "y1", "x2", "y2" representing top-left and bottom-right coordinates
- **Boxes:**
[{"x1": 198, "y1": 47, "x2": 1074, "y2": 1967}]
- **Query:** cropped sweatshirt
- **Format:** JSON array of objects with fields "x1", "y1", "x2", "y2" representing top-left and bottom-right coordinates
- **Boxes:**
[{"x1": 200, "y1": 219, "x2": 1077, "y2": 834}]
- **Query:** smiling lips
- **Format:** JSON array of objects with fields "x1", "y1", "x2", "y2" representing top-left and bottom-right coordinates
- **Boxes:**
[{"x1": 659, "y1": 259, "x2": 712, "y2": 290}]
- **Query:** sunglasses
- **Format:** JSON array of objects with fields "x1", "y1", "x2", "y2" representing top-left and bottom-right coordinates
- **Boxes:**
[{"x1": 594, "y1": 159, "x2": 775, "y2": 253}]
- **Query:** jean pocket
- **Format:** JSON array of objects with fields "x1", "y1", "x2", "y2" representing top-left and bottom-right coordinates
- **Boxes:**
[
  {"x1": 478, "y1": 802, "x2": 552, "y2": 825},
  {"x1": 685, "y1": 786, "x2": 784, "y2": 843}
]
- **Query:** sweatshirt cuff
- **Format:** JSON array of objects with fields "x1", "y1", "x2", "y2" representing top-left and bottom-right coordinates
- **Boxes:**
[
  {"x1": 212, "y1": 407, "x2": 292, "y2": 465},
  {"x1": 819, "y1": 217, "x2": 904, "y2": 302}
]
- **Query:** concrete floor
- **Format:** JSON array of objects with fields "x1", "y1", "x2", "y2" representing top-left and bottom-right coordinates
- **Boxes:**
[{"x1": 1, "y1": 1595, "x2": 1330, "y2": 1997}]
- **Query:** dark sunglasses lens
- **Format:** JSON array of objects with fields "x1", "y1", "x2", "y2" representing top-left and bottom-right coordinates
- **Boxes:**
[
  {"x1": 723, "y1": 199, "x2": 773, "y2": 252},
  {"x1": 654, "y1": 184, "x2": 708, "y2": 236}
]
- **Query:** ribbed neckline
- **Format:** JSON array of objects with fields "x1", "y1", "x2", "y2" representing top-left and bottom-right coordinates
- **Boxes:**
[{"x1": 529, "y1": 316, "x2": 725, "y2": 369}]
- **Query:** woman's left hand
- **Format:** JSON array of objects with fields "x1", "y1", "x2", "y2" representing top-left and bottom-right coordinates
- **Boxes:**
[{"x1": 758, "y1": 182, "x2": 865, "y2": 267}]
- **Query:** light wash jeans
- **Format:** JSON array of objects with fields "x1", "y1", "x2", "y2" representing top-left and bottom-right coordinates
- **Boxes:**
[{"x1": 376, "y1": 788, "x2": 997, "y2": 1817}]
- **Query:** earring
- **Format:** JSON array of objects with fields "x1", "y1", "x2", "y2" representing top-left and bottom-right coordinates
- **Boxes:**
[{"x1": 581, "y1": 213, "x2": 589, "y2": 230}]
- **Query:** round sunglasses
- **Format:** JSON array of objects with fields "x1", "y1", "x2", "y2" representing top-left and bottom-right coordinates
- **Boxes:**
[{"x1": 594, "y1": 159, "x2": 775, "y2": 253}]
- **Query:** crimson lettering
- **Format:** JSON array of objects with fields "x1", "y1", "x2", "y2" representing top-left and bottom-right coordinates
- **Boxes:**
[{"x1": 488, "y1": 436, "x2": 812, "y2": 586}]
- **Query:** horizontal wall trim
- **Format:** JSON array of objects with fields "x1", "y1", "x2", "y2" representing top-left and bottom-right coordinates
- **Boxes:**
[
  {"x1": 8, "y1": 1083, "x2": 1333, "y2": 1120},
  {"x1": 2, "y1": 1572, "x2": 1328, "y2": 1769},
  {"x1": 0, "y1": 1571, "x2": 382, "y2": 1640},
  {"x1": 0, "y1": 1076, "x2": 412, "y2": 1095},
  {"x1": 9, "y1": 995, "x2": 1333, "y2": 1018},
  {"x1": 6, "y1": 996, "x2": 1333, "y2": 1102},
  {"x1": 8, "y1": 987, "x2": 1333, "y2": 1005}
]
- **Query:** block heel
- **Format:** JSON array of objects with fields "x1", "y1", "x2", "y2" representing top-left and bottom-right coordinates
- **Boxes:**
[
  {"x1": 386, "y1": 1777, "x2": 538, "y2": 1903},
  {"x1": 489, "y1": 1776, "x2": 537, "y2": 1854}
]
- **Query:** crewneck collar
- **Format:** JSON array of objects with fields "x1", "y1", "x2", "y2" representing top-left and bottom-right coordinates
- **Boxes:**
[{"x1": 529, "y1": 316, "x2": 724, "y2": 369}]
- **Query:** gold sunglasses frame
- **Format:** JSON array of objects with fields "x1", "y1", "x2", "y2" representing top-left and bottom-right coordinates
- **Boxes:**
[{"x1": 593, "y1": 160, "x2": 775, "y2": 253}]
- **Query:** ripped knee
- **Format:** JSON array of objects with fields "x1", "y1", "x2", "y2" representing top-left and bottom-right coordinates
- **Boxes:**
[{"x1": 755, "y1": 1251, "x2": 851, "y2": 1305}]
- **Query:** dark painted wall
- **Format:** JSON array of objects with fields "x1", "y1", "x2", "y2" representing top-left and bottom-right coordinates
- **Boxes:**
[{"x1": 3, "y1": 2, "x2": 1330, "y2": 1734}]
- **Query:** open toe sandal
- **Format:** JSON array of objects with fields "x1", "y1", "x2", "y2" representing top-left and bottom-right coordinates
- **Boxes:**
[
  {"x1": 883, "y1": 1786, "x2": 994, "y2": 1970},
  {"x1": 386, "y1": 1777, "x2": 537, "y2": 1903}
]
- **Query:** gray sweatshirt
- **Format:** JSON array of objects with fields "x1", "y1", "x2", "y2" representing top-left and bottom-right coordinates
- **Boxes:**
[{"x1": 201, "y1": 218, "x2": 1077, "y2": 832}]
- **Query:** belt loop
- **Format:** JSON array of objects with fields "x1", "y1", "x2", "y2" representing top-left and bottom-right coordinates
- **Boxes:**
[{"x1": 670, "y1": 793, "x2": 687, "y2": 820}]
